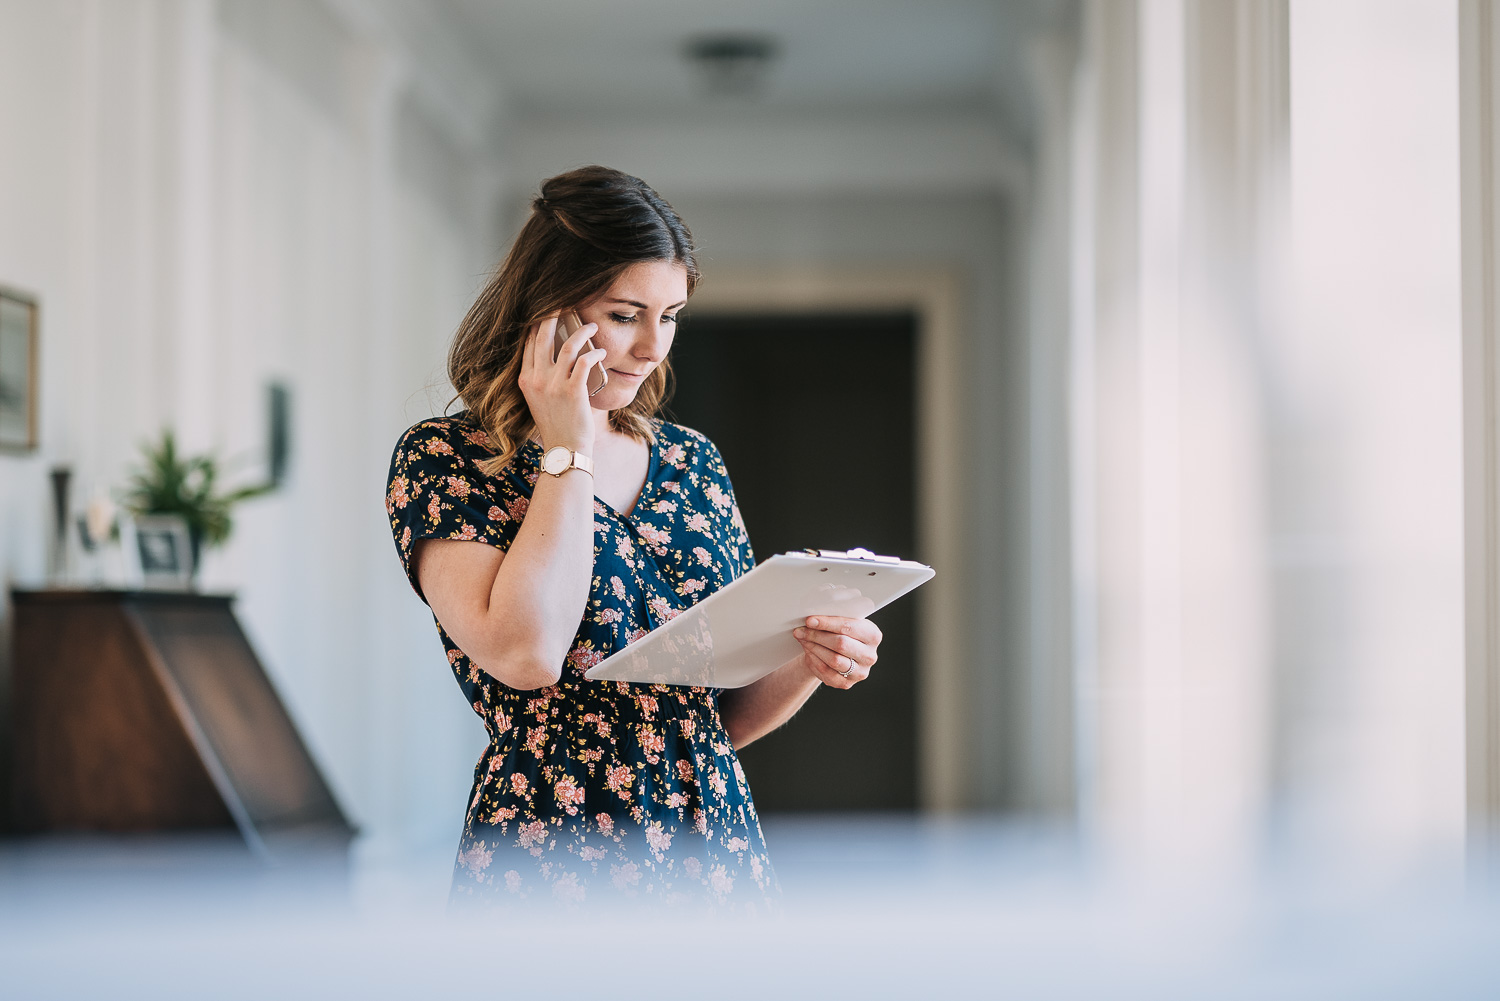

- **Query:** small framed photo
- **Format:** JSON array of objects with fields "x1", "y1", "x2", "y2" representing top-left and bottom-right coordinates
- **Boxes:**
[
  {"x1": 126, "y1": 514, "x2": 194, "y2": 590},
  {"x1": 0, "y1": 286, "x2": 39, "y2": 452}
]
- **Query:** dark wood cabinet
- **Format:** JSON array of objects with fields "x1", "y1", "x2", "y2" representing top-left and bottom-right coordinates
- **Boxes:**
[{"x1": 6, "y1": 590, "x2": 353, "y2": 858}]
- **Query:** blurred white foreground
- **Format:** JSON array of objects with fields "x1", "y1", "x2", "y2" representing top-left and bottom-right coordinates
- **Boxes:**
[{"x1": 2, "y1": 816, "x2": 1496, "y2": 1000}]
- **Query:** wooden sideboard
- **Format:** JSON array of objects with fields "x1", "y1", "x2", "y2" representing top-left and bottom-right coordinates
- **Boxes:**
[{"x1": 6, "y1": 589, "x2": 353, "y2": 859}]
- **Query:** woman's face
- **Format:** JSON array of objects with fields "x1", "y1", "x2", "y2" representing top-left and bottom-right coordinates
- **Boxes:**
[{"x1": 576, "y1": 260, "x2": 689, "y2": 412}]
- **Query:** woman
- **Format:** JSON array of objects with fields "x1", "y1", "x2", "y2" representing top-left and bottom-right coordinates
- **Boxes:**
[{"x1": 385, "y1": 166, "x2": 884, "y2": 908}]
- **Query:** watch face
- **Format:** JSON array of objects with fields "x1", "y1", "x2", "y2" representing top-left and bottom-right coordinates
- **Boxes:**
[{"x1": 543, "y1": 447, "x2": 569, "y2": 475}]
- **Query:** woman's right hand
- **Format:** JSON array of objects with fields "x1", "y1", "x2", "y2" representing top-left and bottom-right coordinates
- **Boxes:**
[{"x1": 518, "y1": 315, "x2": 607, "y2": 451}]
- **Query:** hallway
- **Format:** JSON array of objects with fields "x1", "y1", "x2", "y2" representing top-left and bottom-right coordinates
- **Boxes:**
[{"x1": 2, "y1": 0, "x2": 1499, "y2": 994}]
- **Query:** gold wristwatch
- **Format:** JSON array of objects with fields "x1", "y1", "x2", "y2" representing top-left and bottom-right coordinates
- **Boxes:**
[{"x1": 541, "y1": 445, "x2": 594, "y2": 478}]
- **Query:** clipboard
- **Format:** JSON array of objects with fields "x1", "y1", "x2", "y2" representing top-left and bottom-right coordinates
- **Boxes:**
[{"x1": 584, "y1": 549, "x2": 935, "y2": 688}]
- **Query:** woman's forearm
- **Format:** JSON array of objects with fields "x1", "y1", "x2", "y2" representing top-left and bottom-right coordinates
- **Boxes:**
[
  {"x1": 477, "y1": 469, "x2": 596, "y2": 683},
  {"x1": 719, "y1": 658, "x2": 822, "y2": 748},
  {"x1": 420, "y1": 467, "x2": 596, "y2": 690}
]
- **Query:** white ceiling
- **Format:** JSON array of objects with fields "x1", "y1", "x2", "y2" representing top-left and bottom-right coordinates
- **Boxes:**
[
  {"x1": 356, "y1": 0, "x2": 1077, "y2": 201},
  {"x1": 430, "y1": 0, "x2": 1073, "y2": 139}
]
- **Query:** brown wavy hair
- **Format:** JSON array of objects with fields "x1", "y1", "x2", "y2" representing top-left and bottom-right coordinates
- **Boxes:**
[{"x1": 448, "y1": 166, "x2": 699, "y2": 476}]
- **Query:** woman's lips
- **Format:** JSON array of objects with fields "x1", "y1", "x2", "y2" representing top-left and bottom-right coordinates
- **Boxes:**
[{"x1": 610, "y1": 369, "x2": 647, "y2": 381}]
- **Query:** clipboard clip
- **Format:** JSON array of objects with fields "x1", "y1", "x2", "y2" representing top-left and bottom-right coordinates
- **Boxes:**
[{"x1": 795, "y1": 547, "x2": 903, "y2": 565}]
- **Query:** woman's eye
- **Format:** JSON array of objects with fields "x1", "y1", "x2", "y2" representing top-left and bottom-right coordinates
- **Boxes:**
[
  {"x1": 662, "y1": 314, "x2": 679, "y2": 325},
  {"x1": 609, "y1": 313, "x2": 636, "y2": 324}
]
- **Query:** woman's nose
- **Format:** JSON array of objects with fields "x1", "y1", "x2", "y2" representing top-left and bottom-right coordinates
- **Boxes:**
[{"x1": 635, "y1": 325, "x2": 671, "y2": 361}]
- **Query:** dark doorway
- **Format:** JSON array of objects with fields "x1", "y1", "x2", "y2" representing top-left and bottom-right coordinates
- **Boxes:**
[{"x1": 668, "y1": 311, "x2": 919, "y2": 812}]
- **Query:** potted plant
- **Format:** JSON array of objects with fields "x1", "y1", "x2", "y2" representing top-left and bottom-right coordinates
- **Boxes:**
[{"x1": 123, "y1": 430, "x2": 274, "y2": 579}]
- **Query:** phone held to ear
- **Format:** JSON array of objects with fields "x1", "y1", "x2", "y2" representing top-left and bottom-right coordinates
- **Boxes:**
[{"x1": 552, "y1": 310, "x2": 609, "y2": 398}]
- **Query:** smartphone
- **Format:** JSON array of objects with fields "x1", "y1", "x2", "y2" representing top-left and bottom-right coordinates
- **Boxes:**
[{"x1": 552, "y1": 310, "x2": 609, "y2": 397}]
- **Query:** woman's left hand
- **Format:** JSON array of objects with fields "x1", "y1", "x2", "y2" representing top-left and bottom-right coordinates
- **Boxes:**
[{"x1": 792, "y1": 615, "x2": 883, "y2": 690}]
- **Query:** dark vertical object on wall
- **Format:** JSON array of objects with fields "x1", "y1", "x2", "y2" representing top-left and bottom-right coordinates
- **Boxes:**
[
  {"x1": 48, "y1": 466, "x2": 70, "y2": 579},
  {"x1": 267, "y1": 380, "x2": 291, "y2": 487},
  {"x1": 7, "y1": 590, "x2": 353, "y2": 858},
  {"x1": 669, "y1": 311, "x2": 919, "y2": 812}
]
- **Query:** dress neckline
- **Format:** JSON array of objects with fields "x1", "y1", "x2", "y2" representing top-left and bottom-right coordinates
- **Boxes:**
[{"x1": 593, "y1": 423, "x2": 661, "y2": 522}]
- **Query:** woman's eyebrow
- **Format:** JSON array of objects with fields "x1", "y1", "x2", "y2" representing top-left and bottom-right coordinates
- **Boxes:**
[{"x1": 607, "y1": 298, "x2": 688, "y2": 310}]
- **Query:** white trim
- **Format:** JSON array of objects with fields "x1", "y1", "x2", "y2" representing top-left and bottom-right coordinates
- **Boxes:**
[
  {"x1": 687, "y1": 269, "x2": 969, "y2": 812},
  {"x1": 508, "y1": 113, "x2": 1029, "y2": 200}
]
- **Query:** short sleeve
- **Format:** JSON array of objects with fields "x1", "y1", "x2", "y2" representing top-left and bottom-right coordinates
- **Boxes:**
[
  {"x1": 385, "y1": 419, "x2": 528, "y2": 603},
  {"x1": 699, "y1": 437, "x2": 756, "y2": 580}
]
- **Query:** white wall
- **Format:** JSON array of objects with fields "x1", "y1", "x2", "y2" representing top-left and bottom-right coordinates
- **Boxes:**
[{"x1": 0, "y1": 0, "x2": 500, "y2": 852}]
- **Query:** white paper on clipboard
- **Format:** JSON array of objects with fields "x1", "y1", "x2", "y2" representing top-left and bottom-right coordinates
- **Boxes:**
[{"x1": 584, "y1": 549, "x2": 935, "y2": 688}]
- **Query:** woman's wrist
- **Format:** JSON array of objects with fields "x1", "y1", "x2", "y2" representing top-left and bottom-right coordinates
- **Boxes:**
[{"x1": 532, "y1": 430, "x2": 594, "y2": 454}]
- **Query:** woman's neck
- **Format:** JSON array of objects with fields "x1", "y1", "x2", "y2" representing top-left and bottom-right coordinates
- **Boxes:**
[{"x1": 594, "y1": 409, "x2": 644, "y2": 450}]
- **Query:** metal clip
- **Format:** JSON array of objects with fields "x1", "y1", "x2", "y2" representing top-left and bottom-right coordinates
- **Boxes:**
[{"x1": 795, "y1": 547, "x2": 901, "y2": 564}]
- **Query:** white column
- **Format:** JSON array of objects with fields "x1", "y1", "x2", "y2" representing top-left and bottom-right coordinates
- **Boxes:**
[
  {"x1": 1072, "y1": 0, "x2": 1282, "y2": 870},
  {"x1": 1279, "y1": 0, "x2": 1465, "y2": 868}
]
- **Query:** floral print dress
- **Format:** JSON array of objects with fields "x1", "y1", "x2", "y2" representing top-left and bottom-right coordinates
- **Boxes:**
[{"x1": 386, "y1": 412, "x2": 778, "y2": 909}]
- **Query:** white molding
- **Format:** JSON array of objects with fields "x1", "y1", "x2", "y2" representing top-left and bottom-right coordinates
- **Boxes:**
[
  {"x1": 1460, "y1": 0, "x2": 1500, "y2": 855},
  {"x1": 687, "y1": 269, "x2": 970, "y2": 812},
  {"x1": 507, "y1": 112, "x2": 1029, "y2": 199}
]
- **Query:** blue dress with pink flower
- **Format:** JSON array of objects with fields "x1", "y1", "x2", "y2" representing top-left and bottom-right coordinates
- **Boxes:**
[{"x1": 386, "y1": 413, "x2": 778, "y2": 908}]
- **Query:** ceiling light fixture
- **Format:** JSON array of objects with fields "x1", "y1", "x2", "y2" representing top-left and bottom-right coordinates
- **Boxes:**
[{"x1": 683, "y1": 34, "x2": 780, "y2": 96}]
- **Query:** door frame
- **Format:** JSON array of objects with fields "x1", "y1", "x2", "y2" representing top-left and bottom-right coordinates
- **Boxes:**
[{"x1": 686, "y1": 268, "x2": 968, "y2": 812}]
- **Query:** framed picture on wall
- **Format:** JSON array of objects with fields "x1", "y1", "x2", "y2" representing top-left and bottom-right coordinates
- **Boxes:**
[{"x1": 0, "y1": 286, "x2": 39, "y2": 452}]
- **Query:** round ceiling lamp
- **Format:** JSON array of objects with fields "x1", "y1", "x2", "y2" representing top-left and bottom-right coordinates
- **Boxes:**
[{"x1": 683, "y1": 34, "x2": 780, "y2": 96}]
